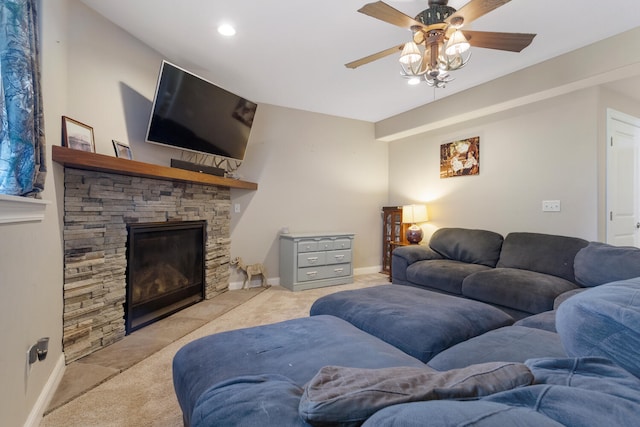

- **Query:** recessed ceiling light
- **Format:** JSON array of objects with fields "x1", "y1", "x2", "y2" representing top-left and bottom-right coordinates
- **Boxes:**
[{"x1": 217, "y1": 24, "x2": 236, "y2": 37}]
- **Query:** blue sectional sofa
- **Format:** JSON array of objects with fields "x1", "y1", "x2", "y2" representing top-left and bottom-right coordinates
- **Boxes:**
[
  {"x1": 173, "y1": 239, "x2": 640, "y2": 426},
  {"x1": 392, "y1": 228, "x2": 591, "y2": 319}
]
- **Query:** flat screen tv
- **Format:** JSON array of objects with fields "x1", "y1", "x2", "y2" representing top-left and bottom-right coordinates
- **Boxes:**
[{"x1": 146, "y1": 61, "x2": 257, "y2": 161}]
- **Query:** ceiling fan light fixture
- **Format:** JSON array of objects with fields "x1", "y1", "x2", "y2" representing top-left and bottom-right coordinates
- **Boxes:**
[{"x1": 399, "y1": 42, "x2": 422, "y2": 65}]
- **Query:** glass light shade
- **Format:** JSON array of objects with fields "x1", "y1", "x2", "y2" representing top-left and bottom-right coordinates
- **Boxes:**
[
  {"x1": 402, "y1": 204, "x2": 428, "y2": 224},
  {"x1": 445, "y1": 30, "x2": 470, "y2": 56},
  {"x1": 399, "y1": 42, "x2": 422, "y2": 65}
]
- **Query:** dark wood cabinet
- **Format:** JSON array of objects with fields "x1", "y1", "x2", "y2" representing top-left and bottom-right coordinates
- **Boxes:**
[{"x1": 381, "y1": 206, "x2": 408, "y2": 275}]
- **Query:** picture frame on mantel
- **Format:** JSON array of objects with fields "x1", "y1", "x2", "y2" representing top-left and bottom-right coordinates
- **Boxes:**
[
  {"x1": 112, "y1": 139, "x2": 133, "y2": 160},
  {"x1": 62, "y1": 116, "x2": 95, "y2": 153}
]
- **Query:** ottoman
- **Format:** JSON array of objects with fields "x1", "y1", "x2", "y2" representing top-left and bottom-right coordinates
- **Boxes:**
[
  {"x1": 173, "y1": 314, "x2": 426, "y2": 426},
  {"x1": 310, "y1": 285, "x2": 514, "y2": 363}
]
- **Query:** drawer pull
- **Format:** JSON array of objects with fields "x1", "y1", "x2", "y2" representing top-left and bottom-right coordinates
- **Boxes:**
[
  {"x1": 307, "y1": 257, "x2": 319, "y2": 264},
  {"x1": 333, "y1": 254, "x2": 344, "y2": 260},
  {"x1": 334, "y1": 268, "x2": 344, "y2": 273},
  {"x1": 306, "y1": 271, "x2": 318, "y2": 278}
]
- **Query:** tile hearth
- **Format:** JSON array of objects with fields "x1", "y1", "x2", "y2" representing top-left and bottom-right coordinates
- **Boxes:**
[{"x1": 46, "y1": 287, "x2": 265, "y2": 414}]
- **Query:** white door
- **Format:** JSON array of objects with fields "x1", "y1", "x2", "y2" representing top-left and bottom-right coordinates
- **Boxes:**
[{"x1": 606, "y1": 109, "x2": 640, "y2": 247}]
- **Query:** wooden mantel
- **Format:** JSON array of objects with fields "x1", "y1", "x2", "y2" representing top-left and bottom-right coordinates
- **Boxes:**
[{"x1": 52, "y1": 145, "x2": 257, "y2": 190}]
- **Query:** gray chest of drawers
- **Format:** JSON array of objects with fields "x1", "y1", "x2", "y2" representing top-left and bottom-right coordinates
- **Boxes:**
[{"x1": 279, "y1": 232, "x2": 354, "y2": 291}]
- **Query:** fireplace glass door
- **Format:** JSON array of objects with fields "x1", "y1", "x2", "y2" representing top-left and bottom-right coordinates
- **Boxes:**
[{"x1": 126, "y1": 220, "x2": 206, "y2": 333}]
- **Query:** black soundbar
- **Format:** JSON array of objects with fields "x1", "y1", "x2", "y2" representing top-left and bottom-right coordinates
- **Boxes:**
[{"x1": 170, "y1": 159, "x2": 225, "y2": 177}]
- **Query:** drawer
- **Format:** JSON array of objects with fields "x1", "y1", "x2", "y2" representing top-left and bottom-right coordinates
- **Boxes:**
[
  {"x1": 297, "y1": 264, "x2": 352, "y2": 282},
  {"x1": 325, "y1": 249, "x2": 352, "y2": 265},
  {"x1": 333, "y1": 238, "x2": 351, "y2": 250},
  {"x1": 297, "y1": 251, "x2": 326, "y2": 268},
  {"x1": 317, "y1": 239, "x2": 335, "y2": 251},
  {"x1": 298, "y1": 240, "x2": 318, "y2": 253}
]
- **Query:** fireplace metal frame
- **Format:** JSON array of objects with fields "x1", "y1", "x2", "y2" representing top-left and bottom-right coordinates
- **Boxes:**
[{"x1": 125, "y1": 220, "x2": 206, "y2": 333}]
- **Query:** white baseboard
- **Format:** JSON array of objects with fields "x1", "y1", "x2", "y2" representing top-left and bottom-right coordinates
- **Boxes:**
[
  {"x1": 228, "y1": 266, "x2": 384, "y2": 290},
  {"x1": 228, "y1": 276, "x2": 280, "y2": 290},
  {"x1": 24, "y1": 354, "x2": 66, "y2": 427},
  {"x1": 354, "y1": 265, "x2": 383, "y2": 275}
]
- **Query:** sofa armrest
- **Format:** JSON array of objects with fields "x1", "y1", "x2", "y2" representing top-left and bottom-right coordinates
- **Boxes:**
[
  {"x1": 394, "y1": 245, "x2": 442, "y2": 263},
  {"x1": 392, "y1": 245, "x2": 442, "y2": 283}
]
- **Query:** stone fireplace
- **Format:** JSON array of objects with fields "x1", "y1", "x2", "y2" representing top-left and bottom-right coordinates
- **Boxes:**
[{"x1": 61, "y1": 167, "x2": 232, "y2": 363}]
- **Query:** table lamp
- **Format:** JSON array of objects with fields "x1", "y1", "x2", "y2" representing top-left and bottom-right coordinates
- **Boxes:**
[{"x1": 402, "y1": 204, "x2": 428, "y2": 244}]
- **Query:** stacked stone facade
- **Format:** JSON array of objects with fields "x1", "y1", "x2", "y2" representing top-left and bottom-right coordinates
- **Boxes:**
[{"x1": 62, "y1": 168, "x2": 231, "y2": 363}]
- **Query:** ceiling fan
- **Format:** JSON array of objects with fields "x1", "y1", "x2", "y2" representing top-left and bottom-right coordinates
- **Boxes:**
[{"x1": 346, "y1": 0, "x2": 536, "y2": 87}]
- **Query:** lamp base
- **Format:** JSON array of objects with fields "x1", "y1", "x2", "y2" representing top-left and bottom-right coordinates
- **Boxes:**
[{"x1": 406, "y1": 224, "x2": 423, "y2": 244}]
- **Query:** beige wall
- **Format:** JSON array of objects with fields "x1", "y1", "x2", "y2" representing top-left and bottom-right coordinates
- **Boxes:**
[
  {"x1": 61, "y1": 2, "x2": 388, "y2": 287},
  {"x1": 388, "y1": 89, "x2": 600, "y2": 241},
  {"x1": 3, "y1": 2, "x2": 387, "y2": 424},
  {"x1": 0, "y1": 1, "x2": 67, "y2": 426},
  {"x1": 229, "y1": 104, "x2": 387, "y2": 284},
  {"x1": 3, "y1": 1, "x2": 640, "y2": 425}
]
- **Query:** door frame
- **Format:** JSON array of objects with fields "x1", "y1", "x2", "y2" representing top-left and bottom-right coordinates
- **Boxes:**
[{"x1": 606, "y1": 108, "x2": 640, "y2": 245}]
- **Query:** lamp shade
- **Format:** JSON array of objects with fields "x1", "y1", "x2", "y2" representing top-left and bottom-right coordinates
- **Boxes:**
[
  {"x1": 399, "y1": 42, "x2": 422, "y2": 65},
  {"x1": 445, "y1": 30, "x2": 470, "y2": 56},
  {"x1": 402, "y1": 204, "x2": 428, "y2": 224}
]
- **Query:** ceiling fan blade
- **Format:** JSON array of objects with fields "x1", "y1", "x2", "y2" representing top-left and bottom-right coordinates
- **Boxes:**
[
  {"x1": 462, "y1": 30, "x2": 536, "y2": 52},
  {"x1": 446, "y1": 0, "x2": 511, "y2": 27},
  {"x1": 345, "y1": 44, "x2": 405, "y2": 69},
  {"x1": 358, "y1": 1, "x2": 425, "y2": 30}
]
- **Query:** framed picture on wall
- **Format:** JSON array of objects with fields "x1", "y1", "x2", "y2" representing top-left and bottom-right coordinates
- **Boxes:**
[
  {"x1": 62, "y1": 116, "x2": 95, "y2": 152},
  {"x1": 112, "y1": 140, "x2": 133, "y2": 159},
  {"x1": 440, "y1": 136, "x2": 480, "y2": 178}
]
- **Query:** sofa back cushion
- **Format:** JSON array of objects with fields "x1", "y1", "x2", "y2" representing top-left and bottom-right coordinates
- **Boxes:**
[
  {"x1": 573, "y1": 242, "x2": 640, "y2": 287},
  {"x1": 497, "y1": 232, "x2": 588, "y2": 282},
  {"x1": 556, "y1": 278, "x2": 640, "y2": 379},
  {"x1": 429, "y1": 228, "x2": 504, "y2": 267}
]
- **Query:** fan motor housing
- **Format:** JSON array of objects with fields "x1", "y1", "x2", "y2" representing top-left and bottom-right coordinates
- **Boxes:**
[{"x1": 416, "y1": 4, "x2": 456, "y2": 25}]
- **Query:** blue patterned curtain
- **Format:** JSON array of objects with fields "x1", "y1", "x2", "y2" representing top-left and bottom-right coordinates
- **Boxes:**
[{"x1": 0, "y1": 0, "x2": 46, "y2": 197}]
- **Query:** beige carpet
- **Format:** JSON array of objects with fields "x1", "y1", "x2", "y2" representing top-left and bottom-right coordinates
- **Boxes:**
[{"x1": 41, "y1": 275, "x2": 387, "y2": 427}]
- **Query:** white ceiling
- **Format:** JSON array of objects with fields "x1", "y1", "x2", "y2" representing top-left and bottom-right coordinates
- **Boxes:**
[{"x1": 81, "y1": 0, "x2": 640, "y2": 122}]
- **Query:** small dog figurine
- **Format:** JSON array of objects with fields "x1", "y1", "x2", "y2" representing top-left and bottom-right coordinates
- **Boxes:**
[{"x1": 230, "y1": 257, "x2": 269, "y2": 289}]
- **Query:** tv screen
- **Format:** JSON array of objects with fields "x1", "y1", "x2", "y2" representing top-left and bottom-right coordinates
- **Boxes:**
[{"x1": 146, "y1": 61, "x2": 257, "y2": 161}]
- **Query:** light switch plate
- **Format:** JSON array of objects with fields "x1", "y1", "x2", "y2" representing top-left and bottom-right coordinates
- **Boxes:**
[{"x1": 542, "y1": 200, "x2": 561, "y2": 212}]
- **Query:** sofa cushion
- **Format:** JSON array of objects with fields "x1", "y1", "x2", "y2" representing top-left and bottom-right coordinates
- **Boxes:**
[
  {"x1": 173, "y1": 315, "x2": 424, "y2": 425},
  {"x1": 483, "y1": 357, "x2": 640, "y2": 427},
  {"x1": 407, "y1": 259, "x2": 492, "y2": 294},
  {"x1": 556, "y1": 278, "x2": 640, "y2": 378},
  {"x1": 368, "y1": 358, "x2": 640, "y2": 427},
  {"x1": 310, "y1": 285, "x2": 513, "y2": 363},
  {"x1": 299, "y1": 362, "x2": 533, "y2": 426},
  {"x1": 573, "y1": 242, "x2": 640, "y2": 287},
  {"x1": 191, "y1": 375, "x2": 307, "y2": 427},
  {"x1": 363, "y1": 400, "x2": 564, "y2": 427},
  {"x1": 497, "y1": 232, "x2": 588, "y2": 282},
  {"x1": 553, "y1": 288, "x2": 585, "y2": 309},
  {"x1": 429, "y1": 227, "x2": 504, "y2": 267},
  {"x1": 428, "y1": 326, "x2": 566, "y2": 371},
  {"x1": 462, "y1": 268, "x2": 579, "y2": 314},
  {"x1": 514, "y1": 310, "x2": 557, "y2": 332},
  {"x1": 391, "y1": 245, "x2": 443, "y2": 283}
]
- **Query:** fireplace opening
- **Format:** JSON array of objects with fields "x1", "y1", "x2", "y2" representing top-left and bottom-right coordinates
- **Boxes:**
[{"x1": 126, "y1": 220, "x2": 206, "y2": 333}]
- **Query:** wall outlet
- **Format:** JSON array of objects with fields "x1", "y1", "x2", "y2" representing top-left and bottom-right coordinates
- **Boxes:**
[
  {"x1": 234, "y1": 203, "x2": 241, "y2": 213},
  {"x1": 542, "y1": 200, "x2": 561, "y2": 212}
]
